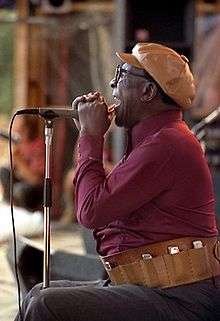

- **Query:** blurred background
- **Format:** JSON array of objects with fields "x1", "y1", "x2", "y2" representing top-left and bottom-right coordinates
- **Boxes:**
[{"x1": 1, "y1": 1, "x2": 220, "y2": 320}]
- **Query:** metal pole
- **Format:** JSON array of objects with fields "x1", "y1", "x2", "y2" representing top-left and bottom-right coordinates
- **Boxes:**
[{"x1": 43, "y1": 120, "x2": 53, "y2": 288}]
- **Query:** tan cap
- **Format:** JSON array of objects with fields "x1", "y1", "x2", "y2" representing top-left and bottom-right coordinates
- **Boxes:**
[{"x1": 116, "y1": 43, "x2": 195, "y2": 109}]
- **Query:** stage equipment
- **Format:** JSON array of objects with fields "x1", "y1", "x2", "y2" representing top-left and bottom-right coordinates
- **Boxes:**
[
  {"x1": 15, "y1": 107, "x2": 75, "y2": 288},
  {"x1": 0, "y1": 130, "x2": 20, "y2": 144},
  {"x1": 16, "y1": 107, "x2": 79, "y2": 120},
  {"x1": 116, "y1": 0, "x2": 195, "y2": 60},
  {"x1": 7, "y1": 232, "x2": 106, "y2": 297},
  {"x1": 191, "y1": 106, "x2": 220, "y2": 140}
]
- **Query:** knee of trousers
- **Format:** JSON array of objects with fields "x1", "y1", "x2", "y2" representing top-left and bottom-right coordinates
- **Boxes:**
[
  {"x1": 24, "y1": 289, "x2": 55, "y2": 321},
  {"x1": 21, "y1": 283, "x2": 44, "y2": 311},
  {"x1": 21, "y1": 283, "x2": 75, "y2": 321},
  {"x1": 28, "y1": 283, "x2": 44, "y2": 298}
]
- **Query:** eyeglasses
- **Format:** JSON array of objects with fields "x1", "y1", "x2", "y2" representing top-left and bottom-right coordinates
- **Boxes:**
[{"x1": 111, "y1": 64, "x2": 149, "y2": 88}]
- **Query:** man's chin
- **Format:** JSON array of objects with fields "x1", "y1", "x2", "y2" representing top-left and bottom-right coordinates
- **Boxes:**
[{"x1": 115, "y1": 117, "x2": 134, "y2": 129}]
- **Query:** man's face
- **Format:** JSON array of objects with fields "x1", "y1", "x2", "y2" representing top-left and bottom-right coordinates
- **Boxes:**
[{"x1": 110, "y1": 63, "x2": 150, "y2": 128}]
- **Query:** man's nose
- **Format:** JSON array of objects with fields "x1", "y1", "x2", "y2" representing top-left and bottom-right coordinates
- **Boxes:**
[{"x1": 109, "y1": 78, "x2": 117, "y2": 88}]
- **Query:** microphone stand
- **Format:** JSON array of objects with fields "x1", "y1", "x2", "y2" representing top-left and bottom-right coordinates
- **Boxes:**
[
  {"x1": 191, "y1": 106, "x2": 220, "y2": 139},
  {"x1": 15, "y1": 107, "x2": 76, "y2": 288},
  {"x1": 43, "y1": 119, "x2": 53, "y2": 288}
]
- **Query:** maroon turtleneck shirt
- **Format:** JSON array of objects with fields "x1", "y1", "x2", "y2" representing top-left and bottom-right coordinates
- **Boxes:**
[{"x1": 74, "y1": 110, "x2": 218, "y2": 256}]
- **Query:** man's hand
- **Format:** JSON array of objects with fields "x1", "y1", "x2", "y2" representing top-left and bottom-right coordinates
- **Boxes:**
[
  {"x1": 72, "y1": 95, "x2": 86, "y2": 131},
  {"x1": 72, "y1": 92, "x2": 112, "y2": 136}
]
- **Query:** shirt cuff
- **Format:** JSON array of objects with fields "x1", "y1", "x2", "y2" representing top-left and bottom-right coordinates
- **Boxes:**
[{"x1": 77, "y1": 134, "x2": 104, "y2": 163}]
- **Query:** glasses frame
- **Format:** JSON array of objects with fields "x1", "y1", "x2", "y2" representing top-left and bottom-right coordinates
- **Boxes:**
[{"x1": 113, "y1": 64, "x2": 149, "y2": 87}]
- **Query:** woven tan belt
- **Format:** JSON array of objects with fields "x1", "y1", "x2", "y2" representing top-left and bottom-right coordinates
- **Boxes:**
[{"x1": 100, "y1": 236, "x2": 220, "y2": 289}]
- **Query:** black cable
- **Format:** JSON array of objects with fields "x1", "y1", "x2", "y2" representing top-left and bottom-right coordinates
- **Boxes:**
[{"x1": 9, "y1": 112, "x2": 24, "y2": 321}]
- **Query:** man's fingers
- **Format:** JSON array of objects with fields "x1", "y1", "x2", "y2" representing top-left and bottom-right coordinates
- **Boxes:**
[
  {"x1": 85, "y1": 92, "x2": 102, "y2": 102},
  {"x1": 72, "y1": 96, "x2": 86, "y2": 110},
  {"x1": 72, "y1": 92, "x2": 105, "y2": 108},
  {"x1": 73, "y1": 119, "x2": 81, "y2": 131},
  {"x1": 87, "y1": 91, "x2": 100, "y2": 97}
]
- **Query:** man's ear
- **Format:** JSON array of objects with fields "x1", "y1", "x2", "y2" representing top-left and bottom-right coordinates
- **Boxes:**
[{"x1": 140, "y1": 82, "x2": 157, "y2": 102}]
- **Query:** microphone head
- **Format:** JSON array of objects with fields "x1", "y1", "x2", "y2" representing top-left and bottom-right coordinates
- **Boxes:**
[{"x1": 15, "y1": 106, "x2": 78, "y2": 120}]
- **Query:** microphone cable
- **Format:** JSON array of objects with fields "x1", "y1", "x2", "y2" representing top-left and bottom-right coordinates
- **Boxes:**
[{"x1": 9, "y1": 111, "x2": 24, "y2": 321}]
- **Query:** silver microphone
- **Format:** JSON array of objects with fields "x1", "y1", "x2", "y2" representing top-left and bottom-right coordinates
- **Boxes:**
[{"x1": 16, "y1": 107, "x2": 79, "y2": 120}]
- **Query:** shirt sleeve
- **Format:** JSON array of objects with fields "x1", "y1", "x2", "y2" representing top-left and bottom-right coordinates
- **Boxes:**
[{"x1": 74, "y1": 132, "x2": 174, "y2": 229}]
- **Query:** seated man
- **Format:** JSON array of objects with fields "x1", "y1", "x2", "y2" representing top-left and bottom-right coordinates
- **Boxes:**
[
  {"x1": 0, "y1": 115, "x2": 45, "y2": 212},
  {"x1": 15, "y1": 43, "x2": 220, "y2": 321}
]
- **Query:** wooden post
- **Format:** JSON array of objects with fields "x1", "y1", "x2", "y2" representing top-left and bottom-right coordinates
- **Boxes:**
[{"x1": 14, "y1": 0, "x2": 30, "y2": 109}]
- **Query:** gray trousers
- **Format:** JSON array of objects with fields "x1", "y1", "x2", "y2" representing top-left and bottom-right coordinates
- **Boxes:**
[{"x1": 15, "y1": 278, "x2": 220, "y2": 321}]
